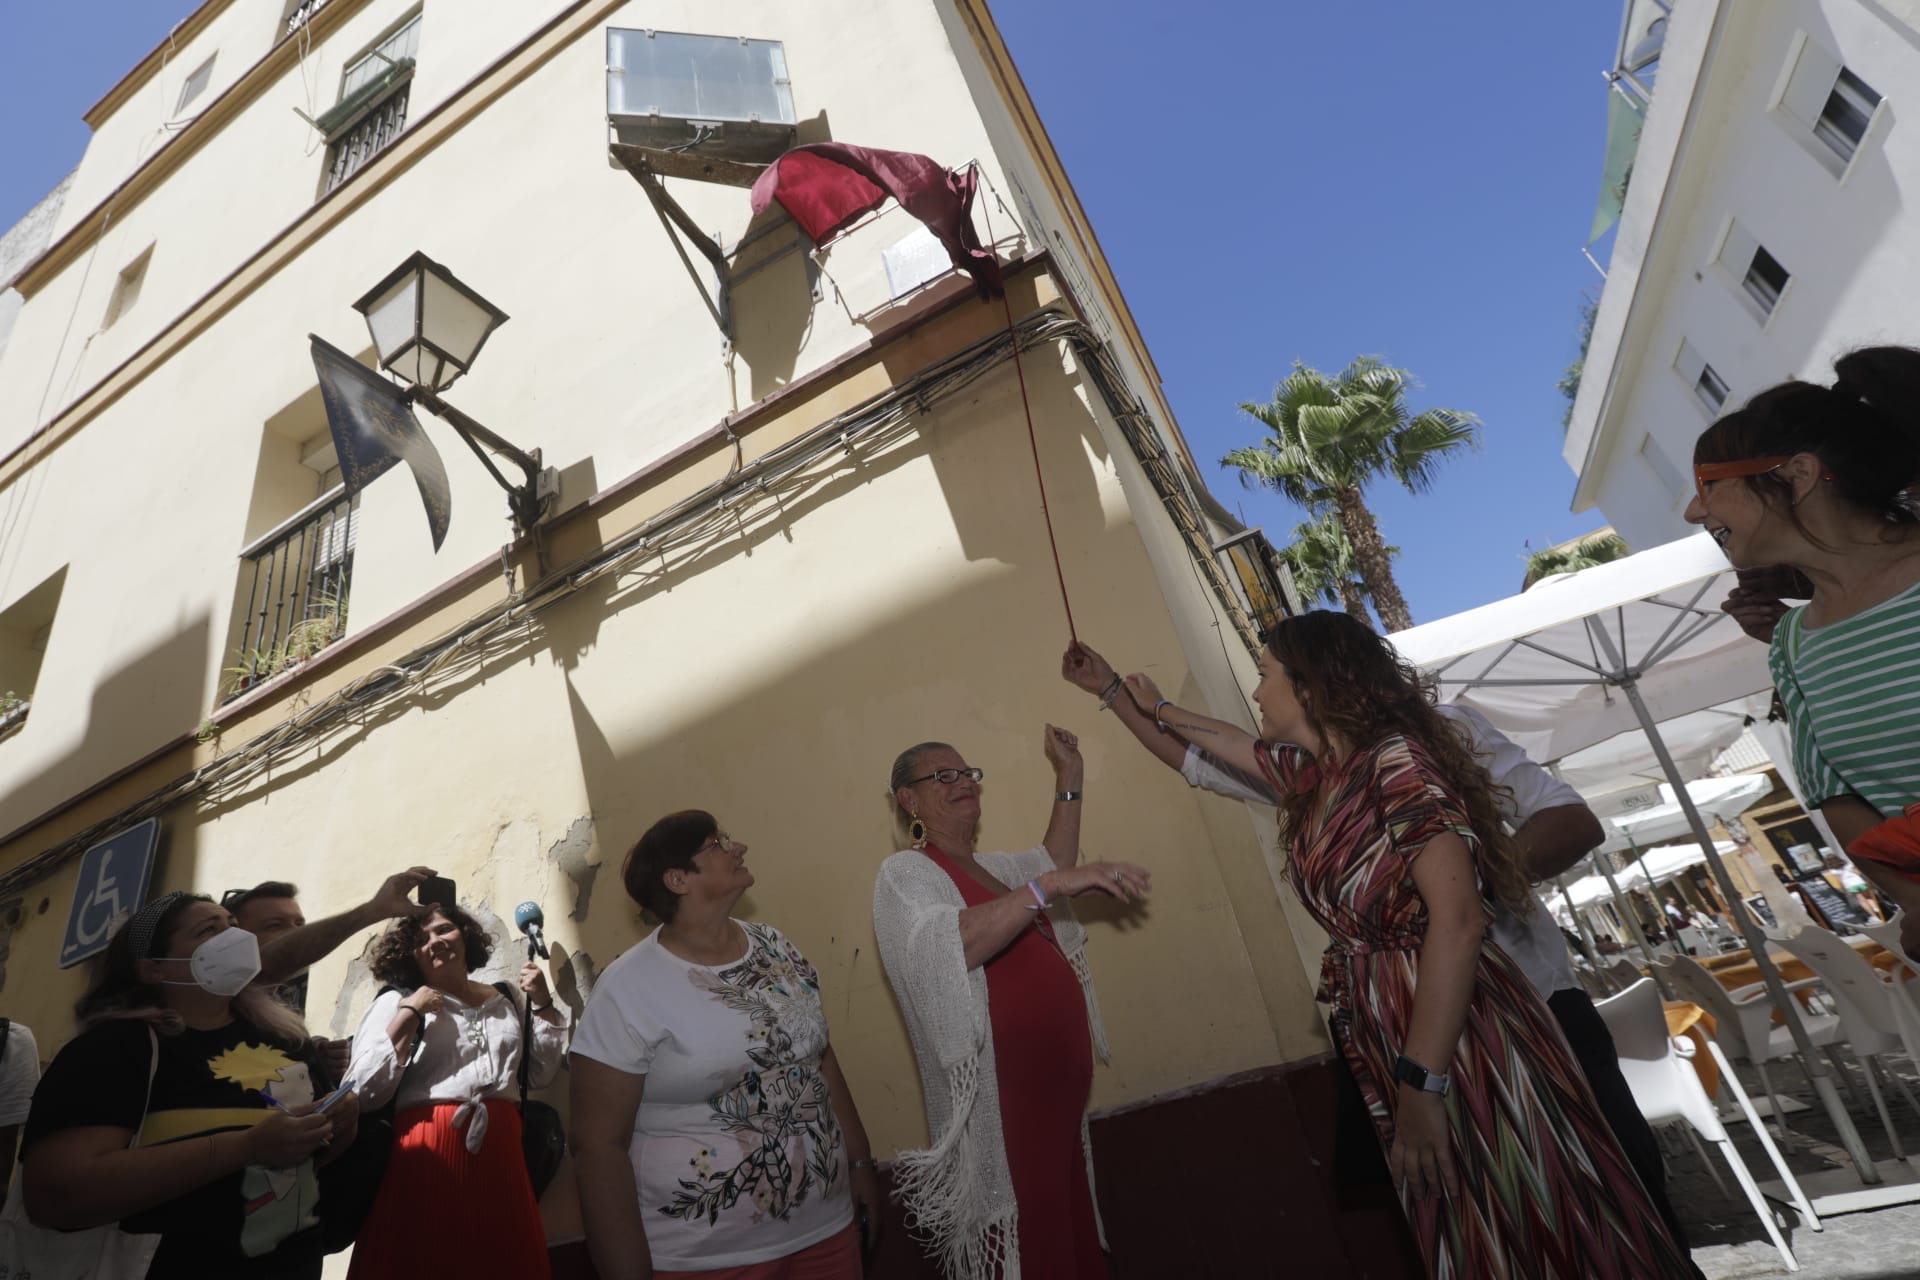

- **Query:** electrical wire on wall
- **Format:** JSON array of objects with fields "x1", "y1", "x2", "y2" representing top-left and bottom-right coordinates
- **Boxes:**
[{"x1": 0, "y1": 309, "x2": 1258, "y2": 898}]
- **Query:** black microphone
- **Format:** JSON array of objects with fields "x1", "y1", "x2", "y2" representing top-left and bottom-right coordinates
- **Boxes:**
[{"x1": 514, "y1": 901, "x2": 550, "y2": 960}]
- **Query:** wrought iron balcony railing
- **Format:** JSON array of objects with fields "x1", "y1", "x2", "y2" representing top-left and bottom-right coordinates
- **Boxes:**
[{"x1": 227, "y1": 489, "x2": 355, "y2": 701}]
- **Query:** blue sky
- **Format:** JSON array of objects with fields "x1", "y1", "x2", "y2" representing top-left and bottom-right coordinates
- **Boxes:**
[{"x1": 0, "y1": 2, "x2": 1623, "y2": 625}]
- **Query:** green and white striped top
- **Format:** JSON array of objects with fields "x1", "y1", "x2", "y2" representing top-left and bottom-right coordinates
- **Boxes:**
[{"x1": 1772, "y1": 580, "x2": 1920, "y2": 818}]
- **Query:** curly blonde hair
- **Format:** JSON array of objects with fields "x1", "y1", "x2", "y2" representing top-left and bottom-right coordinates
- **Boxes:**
[{"x1": 1264, "y1": 612, "x2": 1535, "y2": 918}]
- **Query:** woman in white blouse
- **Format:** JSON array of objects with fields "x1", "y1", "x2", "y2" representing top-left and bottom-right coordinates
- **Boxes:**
[
  {"x1": 346, "y1": 901, "x2": 568, "y2": 1278},
  {"x1": 570, "y1": 811, "x2": 883, "y2": 1280}
]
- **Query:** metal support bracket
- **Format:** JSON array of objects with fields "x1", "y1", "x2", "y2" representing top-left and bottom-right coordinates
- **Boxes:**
[
  {"x1": 611, "y1": 143, "x2": 753, "y2": 339},
  {"x1": 411, "y1": 388, "x2": 558, "y2": 538}
]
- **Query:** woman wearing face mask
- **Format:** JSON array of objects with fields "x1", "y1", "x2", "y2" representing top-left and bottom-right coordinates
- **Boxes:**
[
  {"x1": 21, "y1": 891, "x2": 358, "y2": 1279},
  {"x1": 346, "y1": 900, "x2": 567, "y2": 1278},
  {"x1": 1685, "y1": 347, "x2": 1920, "y2": 955}
]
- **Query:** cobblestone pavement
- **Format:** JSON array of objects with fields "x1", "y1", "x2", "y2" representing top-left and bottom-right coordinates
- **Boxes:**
[{"x1": 1671, "y1": 1055, "x2": 1920, "y2": 1279}]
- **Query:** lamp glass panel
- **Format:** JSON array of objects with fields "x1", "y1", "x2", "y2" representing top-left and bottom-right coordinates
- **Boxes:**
[
  {"x1": 362, "y1": 273, "x2": 421, "y2": 369},
  {"x1": 420, "y1": 270, "x2": 496, "y2": 370}
]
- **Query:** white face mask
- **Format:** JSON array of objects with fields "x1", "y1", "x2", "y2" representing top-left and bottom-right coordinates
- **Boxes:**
[{"x1": 155, "y1": 927, "x2": 262, "y2": 997}]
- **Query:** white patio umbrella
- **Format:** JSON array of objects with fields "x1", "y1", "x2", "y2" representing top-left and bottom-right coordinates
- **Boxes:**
[
  {"x1": 1577, "y1": 772, "x2": 1773, "y2": 965},
  {"x1": 1557, "y1": 697, "x2": 1767, "y2": 798},
  {"x1": 1391, "y1": 531, "x2": 1883, "y2": 1183},
  {"x1": 1600, "y1": 773, "x2": 1775, "y2": 852}
]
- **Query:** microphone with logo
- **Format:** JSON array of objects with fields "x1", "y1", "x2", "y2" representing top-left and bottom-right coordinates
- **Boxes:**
[{"x1": 514, "y1": 901, "x2": 550, "y2": 962}]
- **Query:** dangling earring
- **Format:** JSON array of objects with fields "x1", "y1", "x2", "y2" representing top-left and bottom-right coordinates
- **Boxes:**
[{"x1": 908, "y1": 812, "x2": 928, "y2": 849}]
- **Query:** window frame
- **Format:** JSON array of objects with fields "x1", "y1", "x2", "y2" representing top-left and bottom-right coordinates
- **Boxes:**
[
  {"x1": 1770, "y1": 31, "x2": 1889, "y2": 182},
  {"x1": 1709, "y1": 217, "x2": 1791, "y2": 329},
  {"x1": 103, "y1": 244, "x2": 154, "y2": 329},
  {"x1": 176, "y1": 53, "x2": 217, "y2": 115},
  {"x1": 1672, "y1": 338, "x2": 1729, "y2": 419},
  {"x1": 317, "y1": 10, "x2": 421, "y2": 198}
]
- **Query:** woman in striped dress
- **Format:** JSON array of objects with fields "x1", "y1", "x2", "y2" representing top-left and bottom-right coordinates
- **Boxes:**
[
  {"x1": 1686, "y1": 345, "x2": 1920, "y2": 955},
  {"x1": 1127, "y1": 612, "x2": 1691, "y2": 1279}
]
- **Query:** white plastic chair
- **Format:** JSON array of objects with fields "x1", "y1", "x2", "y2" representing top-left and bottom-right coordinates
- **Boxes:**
[
  {"x1": 1774, "y1": 927, "x2": 1920, "y2": 1156},
  {"x1": 1661, "y1": 953, "x2": 1841, "y2": 1146},
  {"x1": 1859, "y1": 908, "x2": 1914, "y2": 965},
  {"x1": 1595, "y1": 978, "x2": 1814, "y2": 1272},
  {"x1": 1602, "y1": 957, "x2": 1644, "y2": 996}
]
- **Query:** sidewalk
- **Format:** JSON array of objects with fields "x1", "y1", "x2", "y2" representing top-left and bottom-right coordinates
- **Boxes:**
[{"x1": 1673, "y1": 1056, "x2": 1920, "y2": 1279}]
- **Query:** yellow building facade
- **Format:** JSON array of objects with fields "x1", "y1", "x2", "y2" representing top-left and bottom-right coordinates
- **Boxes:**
[{"x1": 0, "y1": 1, "x2": 1395, "y2": 1272}]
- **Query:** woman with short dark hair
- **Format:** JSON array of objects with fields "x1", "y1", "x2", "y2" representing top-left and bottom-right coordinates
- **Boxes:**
[
  {"x1": 1686, "y1": 346, "x2": 1920, "y2": 953},
  {"x1": 346, "y1": 901, "x2": 566, "y2": 1278},
  {"x1": 570, "y1": 811, "x2": 883, "y2": 1280},
  {"x1": 22, "y1": 891, "x2": 355, "y2": 1278}
]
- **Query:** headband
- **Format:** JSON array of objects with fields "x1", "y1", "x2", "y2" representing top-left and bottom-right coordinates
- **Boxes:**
[{"x1": 123, "y1": 890, "x2": 193, "y2": 961}]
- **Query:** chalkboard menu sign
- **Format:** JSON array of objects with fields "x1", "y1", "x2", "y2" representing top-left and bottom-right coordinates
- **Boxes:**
[{"x1": 1794, "y1": 875, "x2": 1869, "y2": 930}]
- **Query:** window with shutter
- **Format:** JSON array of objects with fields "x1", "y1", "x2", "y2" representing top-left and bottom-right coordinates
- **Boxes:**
[{"x1": 1773, "y1": 34, "x2": 1883, "y2": 175}]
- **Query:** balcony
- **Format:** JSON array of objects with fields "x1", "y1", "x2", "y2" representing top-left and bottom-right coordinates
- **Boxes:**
[
  {"x1": 226, "y1": 489, "x2": 354, "y2": 701},
  {"x1": 322, "y1": 79, "x2": 410, "y2": 195}
]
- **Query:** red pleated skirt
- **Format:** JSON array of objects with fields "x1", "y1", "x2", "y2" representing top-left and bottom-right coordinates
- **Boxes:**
[{"x1": 346, "y1": 1099, "x2": 550, "y2": 1279}]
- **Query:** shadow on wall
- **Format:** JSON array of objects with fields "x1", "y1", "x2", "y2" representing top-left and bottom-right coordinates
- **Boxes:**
[
  {"x1": 729, "y1": 111, "x2": 835, "y2": 405},
  {"x1": 0, "y1": 611, "x2": 213, "y2": 859}
]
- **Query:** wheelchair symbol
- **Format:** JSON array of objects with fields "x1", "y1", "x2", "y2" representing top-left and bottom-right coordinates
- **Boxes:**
[
  {"x1": 59, "y1": 819, "x2": 157, "y2": 967},
  {"x1": 70, "y1": 858, "x2": 129, "y2": 952}
]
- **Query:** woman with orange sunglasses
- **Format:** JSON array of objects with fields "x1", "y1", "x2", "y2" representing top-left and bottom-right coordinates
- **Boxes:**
[{"x1": 1685, "y1": 345, "x2": 1920, "y2": 953}]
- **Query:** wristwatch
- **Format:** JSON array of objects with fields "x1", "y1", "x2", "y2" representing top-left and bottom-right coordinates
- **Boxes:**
[{"x1": 1393, "y1": 1053, "x2": 1451, "y2": 1096}]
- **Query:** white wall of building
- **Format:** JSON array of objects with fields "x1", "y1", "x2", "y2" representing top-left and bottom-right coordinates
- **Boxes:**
[{"x1": 1566, "y1": 0, "x2": 1920, "y2": 547}]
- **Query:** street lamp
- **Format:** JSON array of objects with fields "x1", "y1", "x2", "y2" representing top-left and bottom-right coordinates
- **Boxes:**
[
  {"x1": 353, "y1": 251, "x2": 509, "y2": 393},
  {"x1": 351, "y1": 253, "x2": 554, "y2": 536}
]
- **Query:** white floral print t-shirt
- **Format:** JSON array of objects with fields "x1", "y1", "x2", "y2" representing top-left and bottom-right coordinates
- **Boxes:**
[{"x1": 571, "y1": 920, "x2": 852, "y2": 1270}]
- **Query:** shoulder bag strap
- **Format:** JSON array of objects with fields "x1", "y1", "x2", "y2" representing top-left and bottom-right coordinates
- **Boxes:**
[
  {"x1": 129, "y1": 1027, "x2": 160, "y2": 1150},
  {"x1": 494, "y1": 979, "x2": 531, "y2": 1111}
]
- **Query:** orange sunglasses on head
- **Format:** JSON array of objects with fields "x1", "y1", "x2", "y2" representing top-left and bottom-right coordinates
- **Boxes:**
[{"x1": 1693, "y1": 455, "x2": 1792, "y2": 503}]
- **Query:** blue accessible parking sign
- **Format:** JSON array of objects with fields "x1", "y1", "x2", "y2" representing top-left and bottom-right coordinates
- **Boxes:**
[{"x1": 58, "y1": 818, "x2": 160, "y2": 968}]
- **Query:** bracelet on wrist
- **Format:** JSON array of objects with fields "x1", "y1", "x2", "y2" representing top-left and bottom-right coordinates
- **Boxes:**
[
  {"x1": 532, "y1": 1001, "x2": 554, "y2": 1013},
  {"x1": 851, "y1": 1157, "x2": 879, "y2": 1170},
  {"x1": 1153, "y1": 699, "x2": 1171, "y2": 731},
  {"x1": 1095, "y1": 673, "x2": 1123, "y2": 711},
  {"x1": 1023, "y1": 878, "x2": 1052, "y2": 912},
  {"x1": 1055, "y1": 789, "x2": 1081, "y2": 802}
]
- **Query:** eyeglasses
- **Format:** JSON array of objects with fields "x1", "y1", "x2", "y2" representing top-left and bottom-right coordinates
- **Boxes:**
[
  {"x1": 698, "y1": 833, "x2": 737, "y2": 854},
  {"x1": 905, "y1": 767, "x2": 985, "y2": 786},
  {"x1": 1693, "y1": 455, "x2": 1791, "y2": 503}
]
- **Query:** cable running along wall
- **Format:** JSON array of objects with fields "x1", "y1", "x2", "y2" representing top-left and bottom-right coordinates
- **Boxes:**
[{"x1": 0, "y1": 308, "x2": 1257, "y2": 898}]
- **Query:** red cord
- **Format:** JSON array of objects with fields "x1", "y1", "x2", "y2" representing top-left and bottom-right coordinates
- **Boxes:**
[{"x1": 1000, "y1": 291, "x2": 1078, "y2": 643}]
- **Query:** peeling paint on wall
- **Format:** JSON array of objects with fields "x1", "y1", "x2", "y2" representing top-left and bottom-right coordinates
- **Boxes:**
[{"x1": 550, "y1": 816, "x2": 599, "y2": 922}]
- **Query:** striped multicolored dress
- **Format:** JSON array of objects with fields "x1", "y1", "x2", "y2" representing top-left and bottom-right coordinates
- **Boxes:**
[{"x1": 1257, "y1": 734, "x2": 1691, "y2": 1280}]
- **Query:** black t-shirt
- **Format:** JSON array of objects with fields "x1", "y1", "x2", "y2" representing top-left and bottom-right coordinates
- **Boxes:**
[{"x1": 23, "y1": 1015, "x2": 330, "y2": 1278}]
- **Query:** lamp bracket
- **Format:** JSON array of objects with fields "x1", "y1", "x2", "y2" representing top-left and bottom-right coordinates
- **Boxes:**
[{"x1": 410, "y1": 388, "x2": 556, "y2": 537}]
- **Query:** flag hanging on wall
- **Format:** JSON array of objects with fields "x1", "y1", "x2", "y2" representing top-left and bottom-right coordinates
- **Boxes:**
[
  {"x1": 750, "y1": 143, "x2": 1004, "y2": 297},
  {"x1": 310, "y1": 335, "x2": 451, "y2": 550}
]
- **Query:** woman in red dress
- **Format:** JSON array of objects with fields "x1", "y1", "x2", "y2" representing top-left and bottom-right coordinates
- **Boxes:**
[
  {"x1": 1129, "y1": 612, "x2": 1693, "y2": 1279},
  {"x1": 873, "y1": 729, "x2": 1150, "y2": 1279}
]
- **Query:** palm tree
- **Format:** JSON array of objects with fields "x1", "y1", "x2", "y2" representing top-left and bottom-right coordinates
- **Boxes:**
[
  {"x1": 1280, "y1": 512, "x2": 1381, "y2": 625},
  {"x1": 1522, "y1": 528, "x2": 1629, "y2": 589},
  {"x1": 1225, "y1": 357, "x2": 1480, "y2": 632}
]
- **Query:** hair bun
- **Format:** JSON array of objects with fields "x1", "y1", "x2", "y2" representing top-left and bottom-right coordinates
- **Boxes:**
[{"x1": 1833, "y1": 346, "x2": 1920, "y2": 426}]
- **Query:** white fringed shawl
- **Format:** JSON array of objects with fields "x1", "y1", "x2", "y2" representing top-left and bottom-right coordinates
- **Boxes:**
[{"x1": 872, "y1": 846, "x2": 1109, "y2": 1280}]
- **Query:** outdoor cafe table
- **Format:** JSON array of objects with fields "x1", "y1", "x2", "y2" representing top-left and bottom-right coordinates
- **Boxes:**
[
  {"x1": 1708, "y1": 936, "x2": 1898, "y2": 992},
  {"x1": 1663, "y1": 1001, "x2": 1719, "y2": 1098}
]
